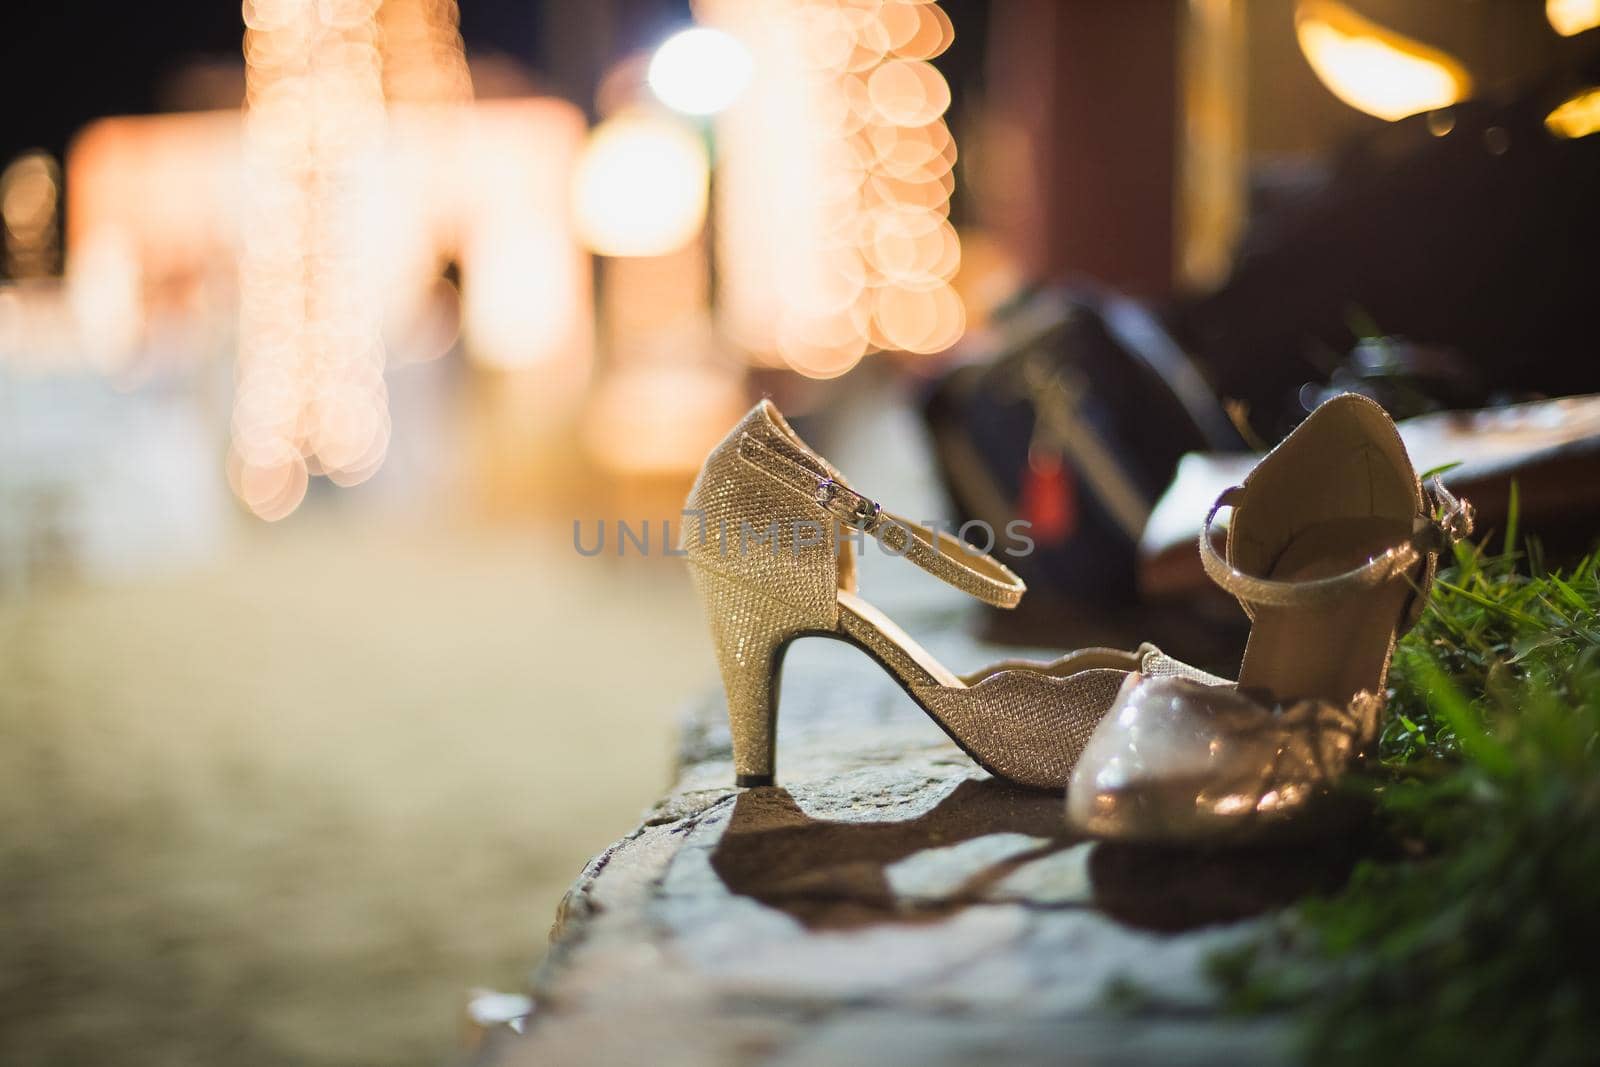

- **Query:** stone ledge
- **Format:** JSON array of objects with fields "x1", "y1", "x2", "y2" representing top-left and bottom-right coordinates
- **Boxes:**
[{"x1": 473, "y1": 619, "x2": 1334, "y2": 1066}]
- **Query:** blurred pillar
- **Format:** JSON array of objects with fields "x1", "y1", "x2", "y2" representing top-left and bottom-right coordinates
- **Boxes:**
[
  {"x1": 982, "y1": 0, "x2": 1181, "y2": 299},
  {"x1": 1177, "y1": 0, "x2": 1247, "y2": 292}
]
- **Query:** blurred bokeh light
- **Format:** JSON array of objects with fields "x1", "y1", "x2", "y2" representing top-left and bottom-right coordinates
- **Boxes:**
[
  {"x1": 647, "y1": 26, "x2": 752, "y2": 116},
  {"x1": 1294, "y1": 1, "x2": 1471, "y2": 122},
  {"x1": 572, "y1": 111, "x2": 709, "y2": 258},
  {"x1": 0, "y1": 151, "x2": 62, "y2": 279},
  {"x1": 1548, "y1": 0, "x2": 1600, "y2": 38},
  {"x1": 1547, "y1": 85, "x2": 1600, "y2": 139},
  {"x1": 702, "y1": 0, "x2": 964, "y2": 379}
]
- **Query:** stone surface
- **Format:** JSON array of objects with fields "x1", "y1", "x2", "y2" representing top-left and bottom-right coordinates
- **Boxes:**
[{"x1": 465, "y1": 582, "x2": 1360, "y2": 1066}]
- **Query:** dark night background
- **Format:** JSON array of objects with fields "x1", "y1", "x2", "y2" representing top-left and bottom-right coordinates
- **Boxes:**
[
  {"x1": 0, "y1": 0, "x2": 708, "y2": 165},
  {"x1": 0, "y1": 0, "x2": 999, "y2": 179}
]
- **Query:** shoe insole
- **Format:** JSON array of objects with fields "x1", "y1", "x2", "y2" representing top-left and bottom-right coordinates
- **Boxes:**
[
  {"x1": 1236, "y1": 517, "x2": 1416, "y2": 706},
  {"x1": 837, "y1": 589, "x2": 962, "y2": 689},
  {"x1": 835, "y1": 591, "x2": 1144, "y2": 695}
]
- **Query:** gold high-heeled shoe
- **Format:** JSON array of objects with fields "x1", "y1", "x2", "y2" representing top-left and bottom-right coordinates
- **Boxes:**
[
  {"x1": 683, "y1": 400, "x2": 1216, "y2": 790},
  {"x1": 1066, "y1": 393, "x2": 1474, "y2": 840}
]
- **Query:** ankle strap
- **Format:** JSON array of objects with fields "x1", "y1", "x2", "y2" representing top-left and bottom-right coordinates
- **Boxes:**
[
  {"x1": 1199, "y1": 478, "x2": 1474, "y2": 610},
  {"x1": 739, "y1": 432, "x2": 1026, "y2": 610}
]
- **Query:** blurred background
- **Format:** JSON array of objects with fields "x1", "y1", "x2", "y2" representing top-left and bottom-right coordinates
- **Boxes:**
[{"x1": 3, "y1": 1, "x2": 1599, "y2": 1064}]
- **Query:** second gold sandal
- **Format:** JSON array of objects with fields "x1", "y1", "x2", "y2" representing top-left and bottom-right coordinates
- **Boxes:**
[
  {"x1": 682, "y1": 400, "x2": 1219, "y2": 790},
  {"x1": 1065, "y1": 393, "x2": 1475, "y2": 840}
]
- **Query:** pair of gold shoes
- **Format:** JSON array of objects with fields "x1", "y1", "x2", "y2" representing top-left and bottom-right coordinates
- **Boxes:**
[{"x1": 681, "y1": 394, "x2": 1472, "y2": 842}]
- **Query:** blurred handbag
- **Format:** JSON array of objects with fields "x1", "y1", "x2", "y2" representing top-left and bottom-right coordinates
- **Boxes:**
[
  {"x1": 923, "y1": 287, "x2": 1239, "y2": 606},
  {"x1": 1175, "y1": 73, "x2": 1600, "y2": 442}
]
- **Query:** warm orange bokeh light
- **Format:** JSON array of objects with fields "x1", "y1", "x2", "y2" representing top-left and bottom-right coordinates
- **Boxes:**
[
  {"x1": 226, "y1": 0, "x2": 592, "y2": 519},
  {"x1": 572, "y1": 112, "x2": 709, "y2": 258},
  {"x1": 701, "y1": 0, "x2": 965, "y2": 378},
  {"x1": 234, "y1": 0, "x2": 389, "y2": 520},
  {"x1": 1, "y1": 152, "x2": 62, "y2": 278},
  {"x1": 866, "y1": 59, "x2": 951, "y2": 127},
  {"x1": 381, "y1": 0, "x2": 473, "y2": 103},
  {"x1": 458, "y1": 98, "x2": 592, "y2": 381},
  {"x1": 1546, "y1": 85, "x2": 1600, "y2": 139},
  {"x1": 67, "y1": 111, "x2": 240, "y2": 306},
  {"x1": 1547, "y1": 0, "x2": 1600, "y2": 37},
  {"x1": 1295, "y1": 0, "x2": 1471, "y2": 122}
]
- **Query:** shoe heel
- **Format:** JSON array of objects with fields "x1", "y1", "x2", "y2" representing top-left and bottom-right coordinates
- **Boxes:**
[{"x1": 689, "y1": 566, "x2": 801, "y2": 787}]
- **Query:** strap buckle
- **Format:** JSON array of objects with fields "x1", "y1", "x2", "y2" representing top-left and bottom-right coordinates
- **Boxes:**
[
  {"x1": 815, "y1": 478, "x2": 881, "y2": 531},
  {"x1": 1420, "y1": 477, "x2": 1475, "y2": 551}
]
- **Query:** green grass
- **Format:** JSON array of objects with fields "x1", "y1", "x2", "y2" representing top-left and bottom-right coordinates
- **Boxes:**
[{"x1": 1211, "y1": 515, "x2": 1600, "y2": 1066}]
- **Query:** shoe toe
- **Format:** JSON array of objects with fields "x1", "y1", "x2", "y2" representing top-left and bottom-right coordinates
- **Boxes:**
[{"x1": 1065, "y1": 674, "x2": 1343, "y2": 841}]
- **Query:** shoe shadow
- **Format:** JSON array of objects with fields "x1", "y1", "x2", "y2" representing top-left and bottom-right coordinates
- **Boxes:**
[
  {"x1": 709, "y1": 782, "x2": 1366, "y2": 933},
  {"x1": 1086, "y1": 835, "x2": 1366, "y2": 933},
  {"x1": 708, "y1": 779, "x2": 1074, "y2": 930}
]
